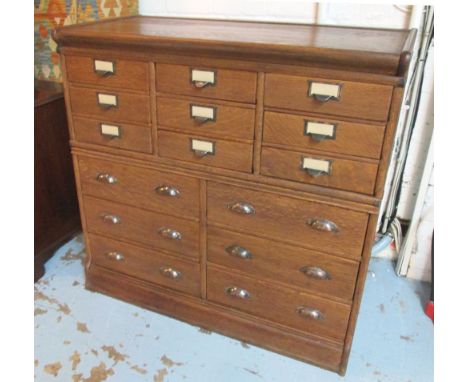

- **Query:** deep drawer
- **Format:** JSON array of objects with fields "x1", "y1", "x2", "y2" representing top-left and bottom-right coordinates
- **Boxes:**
[
  {"x1": 207, "y1": 182, "x2": 369, "y2": 259},
  {"x1": 263, "y1": 111, "x2": 385, "y2": 159},
  {"x1": 260, "y1": 147, "x2": 379, "y2": 195},
  {"x1": 78, "y1": 157, "x2": 200, "y2": 219},
  {"x1": 89, "y1": 234, "x2": 200, "y2": 297},
  {"x1": 208, "y1": 266, "x2": 351, "y2": 341},
  {"x1": 68, "y1": 85, "x2": 151, "y2": 125},
  {"x1": 73, "y1": 117, "x2": 153, "y2": 154},
  {"x1": 156, "y1": 64, "x2": 257, "y2": 103},
  {"x1": 66, "y1": 55, "x2": 149, "y2": 92},
  {"x1": 158, "y1": 131, "x2": 253, "y2": 173},
  {"x1": 157, "y1": 96, "x2": 255, "y2": 140},
  {"x1": 207, "y1": 226, "x2": 359, "y2": 301},
  {"x1": 83, "y1": 195, "x2": 199, "y2": 258},
  {"x1": 264, "y1": 73, "x2": 393, "y2": 121}
]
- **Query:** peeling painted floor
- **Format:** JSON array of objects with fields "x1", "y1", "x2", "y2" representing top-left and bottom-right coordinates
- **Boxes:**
[{"x1": 35, "y1": 234, "x2": 433, "y2": 382}]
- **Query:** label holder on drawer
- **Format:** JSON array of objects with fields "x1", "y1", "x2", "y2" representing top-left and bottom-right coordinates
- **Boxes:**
[
  {"x1": 303, "y1": 120, "x2": 337, "y2": 142},
  {"x1": 190, "y1": 138, "x2": 215, "y2": 157},
  {"x1": 190, "y1": 68, "x2": 217, "y2": 88},
  {"x1": 301, "y1": 156, "x2": 333, "y2": 177},
  {"x1": 96, "y1": 92, "x2": 119, "y2": 109},
  {"x1": 93, "y1": 60, "x2": 116, "y2": 76},
  {"x1": 308, "y1": 81, "x2": 342, "y2": 102},
  {"x1": 190, "y1": 104, "x2": 217, "y2": 123},
  {"x1": 100, "y1": 123, "x2": 121, "y2": 138}
]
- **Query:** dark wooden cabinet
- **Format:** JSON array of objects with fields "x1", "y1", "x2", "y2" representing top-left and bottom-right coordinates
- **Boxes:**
[
  {"x1": 34, "y1": 80, "x2": 81, "y2": 281},
  {"x1": 53, "y1": 16, "x2": 415, "y2": 375}
]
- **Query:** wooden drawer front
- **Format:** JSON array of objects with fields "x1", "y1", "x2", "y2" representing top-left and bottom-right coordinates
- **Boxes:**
[
  {"x1": 208, "y1": 266, "x2": 351, "y2": 341},
  {"x1": 207, "y1": 182, "x2": 368, "y2": 259},
  {"x1": 73, "y1": 117, "x2": 152, "y2": 154},
  {"x1": 83, "y1": 195, "x2": 199, "y2": 258},
  {"x1": 158, "y1": 131, "x2": 253, "y2": 173},
  {"x1": 263, "y1": 111, "x2": 385, "y2": 159},
  {"x1": 207, "y1": 226, "x2": 359, "y2": 301},
  {"x1": 157, "y1": 97, "x2": 255, "y2": 140},
  {"x1": 264, "y1": 74, "x2": 393, "y2": 121},
  {"x1": 89, "y1": 234, "x2": 200, "y2": 297},
  {"x1": 261, "y1": 147, "x2": 378, "y2": 195},
  {"x1": 66, "y1": 56, "x2": 149, "y2": 92},
  {"x1": 78, "y1": 157, "x2": 200, "y2": 219},
  {"x1": 69, "y1": 86, "x2": 151, "y2": 124},
  {"x1": 156, "y1": 64, "x2": 257, "y2": 103}
]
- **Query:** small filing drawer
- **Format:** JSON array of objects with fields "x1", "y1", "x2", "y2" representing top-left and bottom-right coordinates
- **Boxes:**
[
  {"x1": 73, "y1": 117, "x2": 153, "y2": 154},
  {"x1": 83, "y1": 195, "x2": 199, "y2": 258},
  {"x1": 68, "y1": 86, "x2": 151, "y2": 124},
  {"x1": 207, "y1": 226, "x2": 359, "y2": 301},
  {"x1": 264, "y1": 74, "x2": 393, "y2": 121},
  {"x1": 156, "y1": 64, "x2": 257, "y2": 103},
  {"x1": 263, "y1": 111, "x2": 386, "y2": 159},
  {"x1": 78, "y1": 157, "x2": 200, "y2": 219},
  {"x1": 157, "y1": 96, "x2": 255, "y2": 140},
  {"x1": 208, "y1": 266, "x2": 351, "y2": 341},
  {"x1": 66, "y1": 56, "x2": 149, "y2": 92},
  {"x1": 261, "y1": 147, "x2": 379, "y2": 195},
  {"x1": 207, "y1": 182, "x2": 368, "y2": 259},
  {"x1": 158, "y1": 131, "x2": 253, "y2": 173},
  {"x1": 89, "y1": 234, "x2": 201, "y2": 296}
]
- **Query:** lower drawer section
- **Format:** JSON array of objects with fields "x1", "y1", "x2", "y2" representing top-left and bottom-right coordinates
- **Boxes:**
[
  {"x1": 89, "y1": 234, "x2": 200, "y2": 297},
  {"x1": 207, "y1": 265, "x2": 351, "y2": 341},
  {"x1": 83, "y1": 195, "x2": 199, "y2": 258}
]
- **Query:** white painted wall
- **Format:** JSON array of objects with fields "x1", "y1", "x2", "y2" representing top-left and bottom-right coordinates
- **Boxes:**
[{"x1": 139, "y1": 1, "x2": 433, "y2": 281}]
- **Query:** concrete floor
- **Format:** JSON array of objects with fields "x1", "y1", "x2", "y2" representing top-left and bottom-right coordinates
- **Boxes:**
[{"x1": 34, "y1": 234, "x2": 433, "y2": 381}]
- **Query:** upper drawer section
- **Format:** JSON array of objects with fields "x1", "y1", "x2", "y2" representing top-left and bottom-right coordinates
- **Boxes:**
[
  {"x1": 78, "y1": 157, "x2": 200, "y2": 219},
  {"x1": 264, "y1": 74, "x2": 393, "y2": 121},
  {"x1": 156, "y1": 64, "x2": 257, "y2": 104},
  {"x1": 69, "y1": 86, "x2": 151, "y2": 125},
  {"x1": 66, "y1": 56, "x2": 149, "y2": 92}
]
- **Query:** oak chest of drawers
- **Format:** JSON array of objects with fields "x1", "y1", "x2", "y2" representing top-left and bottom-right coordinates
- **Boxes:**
[{"x1": 54, "y1": 16, "x2": 415, "y2": 375}]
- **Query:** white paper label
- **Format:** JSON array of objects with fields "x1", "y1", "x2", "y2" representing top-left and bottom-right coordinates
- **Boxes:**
[
  {"x1": 100, "y1": 124, "x2": 120, "y2": 137},
  {"x1": 309, "y1": 82, "x2": 340, "y2": 98},
  {"x1": 98, "y1": 93, "x2": 117, "y2": 106},
  {"x1": 302, "y1": 157, "x2": 331, "y2": 173},
  {"x1": 191, "y1": 105, "x2": 214, "y2": 120},
  {"x1": 191, "y1": 139, "x2": 214, "y2": 154},
  {"x1": 191, "y1": 69, "x2": 215, "y2": 84},
  {"x1": 94, "y1": 60, "x2": 114, "y2": 73},
  {"x1": 305, "y1": 121, "x2": 335, "y2": 138}
]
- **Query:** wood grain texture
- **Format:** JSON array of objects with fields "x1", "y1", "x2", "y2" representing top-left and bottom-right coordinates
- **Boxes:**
[
  {"x1": 156, "y1": 63, "x2": 257, "y2": 103},
  {"x1": 73, "y1": 116, "x2": 153, "y2": 154},
  {"x1": 207, "y1": 182, "x2": 369, "y2": 259},
  {"x1": 264, "y1": 73, "x2": 393, "y2": 121},
  {"x1": 261, "y1": 146, "x2": 379, "y2": 195},
  {"x1": 78, "y1": 156, "x2": 200, "y2": 219},
  {"x1": 89, "y1": 233, "x2": 201, "y2": 297},
  {"x1": 158, "y1": 130, "x2": 253, "y2": 173},
  {"x1": 66, "y1": 55, "x2": 149, "y2": 92},
  {"x1": 157, "y1": 96, "x2": 255, "y2": 140},
  {"x1": 207, "y1": 226, "x2": 359, "y2": 302},
  {"x1": 69, "y1": 85, "x2": 151, "y2": 125},
  {"x1": 207, "y1": 265, "x2": 351, "y2": 341},
  {"x1": 83, "y1": 195, "x2": 199, "y2": 258},
  {"x1": 263, "y1": 111, "x2": 385, "y2": 159}
]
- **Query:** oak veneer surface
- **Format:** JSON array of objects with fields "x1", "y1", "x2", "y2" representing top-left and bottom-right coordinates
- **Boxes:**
[{"x1": 54, "y1": 16, "x2": 414, "y2": 375}]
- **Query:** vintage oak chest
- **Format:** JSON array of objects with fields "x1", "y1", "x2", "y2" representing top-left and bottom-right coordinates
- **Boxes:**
[{"x1": 54, "y1": 16, "x2": 415, "y2": 375}]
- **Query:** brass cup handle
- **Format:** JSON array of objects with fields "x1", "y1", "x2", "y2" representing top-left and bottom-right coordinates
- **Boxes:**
[
  {"x1": 159, "y1": 267, "x2": 181, "y2": 279},
  {"x1": 106, "y1": 252, "x2": 125, "y2": 261},
  {"x1": 296, "y1": 306, "x2": 324, "y2": 320},
  {"x1": 225, "y1": 286, "x2": 250, "y2": 299},
  {"x1": 102, "y1": 214, "x2": 121, "y2": 224},
  {"x1": 313, "y1": 94, "x2": 335, "y2": 103},
  {"x1": 307, "y1": 218, "x2": 339, "y2": 233},
  {"x1": 192, "y1": 116, "x2": 212, "y2": 124},
  {"x1": 158, "y1": 227, "x2": 182, "y2": 240},
  {"x1": 299, "y1": 266, "x2": 331, "y2": 280},
  {"x1": 98, "y1": 103, "x2": 118, "y2": 110},
  {"x1": 193, "y1": 150, "x2": 210, "y2": 158},
  {"x1": 228, "y1": 202, "x2": 256, "y2": 215},
  {"x1": 225, "y1": 245, "x2": 253, "y2": 260},
  {"x1": 193, "y1": 81, "x2": 210, "y2": 88},
  {"x1": 155, "y1": 185, "x2": 180, "y2": 197},
  {"x1": 96, "y1": 173, "x2": 118, "y2": 184},
  {"x1": 95, "y1": 70, "x2": 114, "y2": 78},
  {"x1": 305, "y1": 169, "x2": 328, "y2": 178}
]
